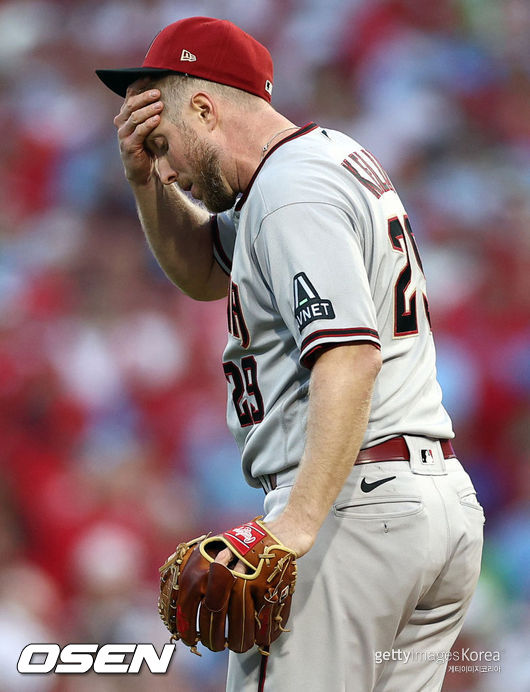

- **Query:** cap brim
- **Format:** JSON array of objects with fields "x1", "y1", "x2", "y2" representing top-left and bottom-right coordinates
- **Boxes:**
[{"x1": 95, "y1": 67, "x2": 176, "y2": 97}]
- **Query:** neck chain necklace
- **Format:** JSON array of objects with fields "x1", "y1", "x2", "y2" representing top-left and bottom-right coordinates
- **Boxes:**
[{"x1": 261, "y1": 126, "x2": 299, "y2": 158}]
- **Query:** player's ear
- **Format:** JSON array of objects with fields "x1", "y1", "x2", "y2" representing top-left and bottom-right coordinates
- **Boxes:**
[{"x1": 189, "y1": 92, "x2": 217, "y2": 131}]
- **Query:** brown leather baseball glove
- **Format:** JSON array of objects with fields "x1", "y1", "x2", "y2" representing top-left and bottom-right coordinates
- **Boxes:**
[{"x1": 158, "y1": 518, "x2": 297, "y2": 656}]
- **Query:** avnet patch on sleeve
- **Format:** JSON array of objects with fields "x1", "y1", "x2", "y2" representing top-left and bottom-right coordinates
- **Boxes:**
[{"x1": 293, "y1": 272, "x2": 336, "y2": 331}]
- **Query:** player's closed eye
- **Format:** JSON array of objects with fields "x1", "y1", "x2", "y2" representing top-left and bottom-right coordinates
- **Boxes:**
[{"x1": 146, "y1": 137, "x2": 168, "y2": 158}]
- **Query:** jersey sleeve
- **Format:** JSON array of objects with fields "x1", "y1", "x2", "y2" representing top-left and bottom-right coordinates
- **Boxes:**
[
  {"x1": 253, "y1": 202, "x2": 381, "y2": 368},
  {"x1": 211, "y1": 207, "x2": 238, "y2": 275}
]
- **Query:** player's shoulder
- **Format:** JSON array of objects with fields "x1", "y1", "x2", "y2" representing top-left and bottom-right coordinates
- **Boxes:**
[
  {"x1": 237, "y1": 123, "x2": 408, "y2": 243},
  {"x1": 263, "y1": 124, "x2": 363, "y2": 191},
  {"x1": 240, "y1": 125, "x2": 359, "y2": 213}
]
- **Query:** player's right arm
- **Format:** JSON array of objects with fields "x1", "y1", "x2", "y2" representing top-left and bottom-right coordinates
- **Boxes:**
[{"x1": 114, "y1": 83, "x2": 229, "y2": 301}]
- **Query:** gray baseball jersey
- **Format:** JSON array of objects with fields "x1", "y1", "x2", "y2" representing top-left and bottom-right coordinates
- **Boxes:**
[{"x1": 211, "y1": 123, "x2": 453, "y2": 488}]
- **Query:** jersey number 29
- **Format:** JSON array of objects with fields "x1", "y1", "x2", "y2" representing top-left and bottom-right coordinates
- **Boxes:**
[{"x1": 223, "y1": 357, "x2": 264, "y2": 427}]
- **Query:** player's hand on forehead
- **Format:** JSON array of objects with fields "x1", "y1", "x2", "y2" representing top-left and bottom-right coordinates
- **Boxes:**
[
  {"x1": 114, "y1": 79, "x2": 163, "y2": 134},
  {"x1": 113, "y1": 78, "x2": 165, "y2": 186}
]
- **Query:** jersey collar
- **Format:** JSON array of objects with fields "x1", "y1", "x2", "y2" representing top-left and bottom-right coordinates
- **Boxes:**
[{"x1": 235, "y1": 122, "x2": 319, "y2": 212}]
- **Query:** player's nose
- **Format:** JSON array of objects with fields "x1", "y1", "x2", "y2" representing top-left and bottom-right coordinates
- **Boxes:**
[{"x1": 157, "y1": 157, "x2": 178, "y2": 185}]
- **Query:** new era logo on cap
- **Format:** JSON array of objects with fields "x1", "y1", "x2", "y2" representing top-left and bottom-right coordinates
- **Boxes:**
[{"x1": 180, "y1": 49, "x2": 196, "y2": 62}]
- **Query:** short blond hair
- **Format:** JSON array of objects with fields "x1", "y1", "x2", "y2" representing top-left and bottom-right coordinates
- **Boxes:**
[{"x1": 149, "y1": 73, "x2": 263, "y2": 123}]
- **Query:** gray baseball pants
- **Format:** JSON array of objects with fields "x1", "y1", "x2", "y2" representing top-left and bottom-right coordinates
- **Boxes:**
[{"x1": 226, "y1": 436, "x2": 484, "y2": 692}]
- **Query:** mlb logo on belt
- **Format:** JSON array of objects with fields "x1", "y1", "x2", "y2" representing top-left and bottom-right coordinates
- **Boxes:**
[{"x1": 421, "y1": 449, "x2": 435, "y2": 464}]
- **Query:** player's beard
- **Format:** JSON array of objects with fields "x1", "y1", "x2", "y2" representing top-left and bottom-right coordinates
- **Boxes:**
[{"x1": 179, "y1": 121, "x2": 237, "y2": 214}]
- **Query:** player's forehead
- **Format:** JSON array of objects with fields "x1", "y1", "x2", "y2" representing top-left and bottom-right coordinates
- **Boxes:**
[{"x1": 133, "y1": 76, "x2": 160, "y2": 93}]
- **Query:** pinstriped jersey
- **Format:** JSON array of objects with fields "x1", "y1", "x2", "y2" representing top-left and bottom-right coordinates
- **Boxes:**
[{"x1": 212, "y1": 123, "x2": 453, "y2": 488}]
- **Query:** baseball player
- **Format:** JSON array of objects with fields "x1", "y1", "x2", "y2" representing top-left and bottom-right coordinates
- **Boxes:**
[{"x1": 97, "y1": 16, "x2": 484, "y2": 691}]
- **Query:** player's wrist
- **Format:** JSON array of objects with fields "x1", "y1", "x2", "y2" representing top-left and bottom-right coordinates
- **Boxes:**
[
  {"x1": 264, "y1": 514, "x2": 317, "y2": 558},
  {"x1": 127, "y1": 170, "x2": 158, "y2": 190}
]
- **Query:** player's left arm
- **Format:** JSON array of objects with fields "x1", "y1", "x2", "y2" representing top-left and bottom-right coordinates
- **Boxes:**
[
  {"x1": 215, "y1": 341, "x2": 380, "y2": 570},
  {"x1": 265, "y1": 341, "x2": 381, "y2": 557}
]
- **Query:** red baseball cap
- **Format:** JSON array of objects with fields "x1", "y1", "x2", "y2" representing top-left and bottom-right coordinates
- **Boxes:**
[{"x1": 96, "y1": 16, "x2": 274, "y2": 102}]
